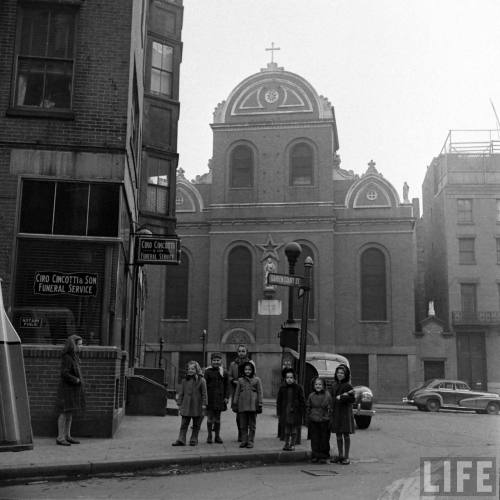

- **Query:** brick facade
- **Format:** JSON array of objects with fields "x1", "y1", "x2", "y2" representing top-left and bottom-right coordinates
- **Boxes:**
[
  {"x1": 0, "y1": 0, "x2": 183, "y2": 436},
  {"x1": 23, "y1": 345, "x2": 126, "y2": 437},
  {"x1": 143, "y1": 63, "x2": 419, "y2": 402}
]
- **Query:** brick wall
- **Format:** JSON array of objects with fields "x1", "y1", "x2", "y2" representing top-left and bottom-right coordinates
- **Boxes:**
[
  {"x1": 23, "y1": 345, "x2": 127, "y2": 438},
  {"x1": 0, "y1": 0, "x2": 133, "y2": 150}
]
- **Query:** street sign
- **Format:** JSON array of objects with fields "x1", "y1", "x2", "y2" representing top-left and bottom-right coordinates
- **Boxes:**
[
  {"x1": 267, "y1": 273, "x2": 303, "y2": 287},
  {"x1": 135, "y1": 237, "x2": 180, "y2": 265}
]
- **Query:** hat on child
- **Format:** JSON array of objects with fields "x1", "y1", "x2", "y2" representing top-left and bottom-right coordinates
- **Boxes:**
[{"x1": 211, "y1": 352, "x2": 223, "y2": 360}]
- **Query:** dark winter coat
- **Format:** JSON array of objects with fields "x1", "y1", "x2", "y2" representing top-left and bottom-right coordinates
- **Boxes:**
[
  {"x1": 305, "y1": 389, "x2": 332, "y2": 423},
  {"x1": 329, "y1": 365, "x2": 356, "y2": 434},
  {"x1": 177, "y1": 375, "x2": 208, "y2": 417},
  {"x1": 204, "y1": 366, "x2": 230, "y2": 411},
  {"x1": 276, "y1": 382, "x2": 305, "y2": 428},
  {"x1": 56, "y1": 353, "x2": 85, "y2": 412}
]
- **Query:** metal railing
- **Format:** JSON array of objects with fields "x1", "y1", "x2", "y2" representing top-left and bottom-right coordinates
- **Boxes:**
[
  {"x1": 440, "y1": 130, "x2": 500, "y2": 156},
  {"x1": 452, "y1": 311, "x2": 500, "y2": 324}
]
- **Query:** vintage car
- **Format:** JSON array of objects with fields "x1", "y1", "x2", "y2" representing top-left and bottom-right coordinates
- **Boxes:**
[
  {"x1": 288, "y1": 351, "x2": 375, "y2": 429},
  {"x1": 403, "y1": 379, "x2": 500, "y2": 414}
]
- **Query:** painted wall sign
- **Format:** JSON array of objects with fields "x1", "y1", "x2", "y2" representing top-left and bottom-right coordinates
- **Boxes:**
[{"x1": 33, "y1": 271, "x2": 98, "y2": 296}]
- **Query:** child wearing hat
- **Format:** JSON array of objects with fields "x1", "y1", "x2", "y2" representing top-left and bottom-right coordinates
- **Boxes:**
[{"x1": 204, "y1": 352, "x2": 230, "y2": 443}]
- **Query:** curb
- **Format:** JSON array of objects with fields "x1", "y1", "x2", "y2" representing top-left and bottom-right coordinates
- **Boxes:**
[{"x1": 0, "y1": 450, "x2": 310, "y2": 485}]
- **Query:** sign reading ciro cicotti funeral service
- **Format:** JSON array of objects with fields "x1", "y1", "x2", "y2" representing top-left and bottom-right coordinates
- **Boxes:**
[{"x1": 33, "y1": 271, "x2": 98, "y2": 296}]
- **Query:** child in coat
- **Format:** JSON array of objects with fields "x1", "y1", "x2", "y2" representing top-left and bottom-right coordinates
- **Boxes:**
[
  {"x1": 329, "y1": 364, "x2": 355, "y2": 465},
  {"x1": 276, "y1": 368, "x2": 305, "y2": 451},
  {"x1": 305, "y1": 377, "x2": 332, "y2": 463},
  {"x1": 204, "y1": 352, "x2": 230, "y2": 443},
  {"x1": 172, "y1": 361, "x2": 207, "y2": 446},
  {"x1": 231, "y1": 361, "x2": 263, "y2": 448}
]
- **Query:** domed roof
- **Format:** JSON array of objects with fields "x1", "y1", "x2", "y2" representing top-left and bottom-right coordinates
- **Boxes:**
[{"x1": 213, "y1": 62, "x2": 334, "y2": 124}]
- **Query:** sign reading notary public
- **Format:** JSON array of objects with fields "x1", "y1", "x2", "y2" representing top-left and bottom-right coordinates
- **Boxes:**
[
  {"x1": 34, "y1": 271, "x2": 98, "y2": 296},
  {"x1": 267, "y1": 273, "x2": 303, "y2": 287},
  {"x1": 135, "y1": 236, "x2": 180, "y2": 265}
]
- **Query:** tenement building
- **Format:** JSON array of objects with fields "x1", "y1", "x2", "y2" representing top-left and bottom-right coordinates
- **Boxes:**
[
  {"x1": 144, "y1": 61, "x2": 419, "y2": 402},
  {"x1": 420, "y1": 131, "x2": 500, "y2": 393},
  {"x1": 0, "y1": 0, "x2": 183, "y2": 436}
]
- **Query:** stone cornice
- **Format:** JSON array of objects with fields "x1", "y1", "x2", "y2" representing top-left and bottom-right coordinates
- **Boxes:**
[{"x1": 210, "y1": 120, "x2": 334, "y2": 132}]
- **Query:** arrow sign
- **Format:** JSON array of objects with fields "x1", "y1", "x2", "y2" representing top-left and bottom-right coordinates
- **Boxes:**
[{"x1": 267, "y1": 273, "x2": 303, "y2": 287}]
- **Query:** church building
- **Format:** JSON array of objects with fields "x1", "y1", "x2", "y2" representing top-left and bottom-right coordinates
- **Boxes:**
[{"x1": 144, "y1": 60, "x2": 419, "y2": 402}]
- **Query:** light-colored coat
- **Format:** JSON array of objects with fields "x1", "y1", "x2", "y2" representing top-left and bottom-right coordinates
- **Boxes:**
[
  {"x1": 232, "y1": 376, "x2": 263, "y2": 413},
  {"x1": 177, "y1": 375, "x2": 207, "y2": 417}
]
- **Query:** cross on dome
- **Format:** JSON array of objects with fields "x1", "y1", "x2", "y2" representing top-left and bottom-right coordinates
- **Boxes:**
[{"x1": 265, "y1": 42, "x2": 280, "y2": 64}]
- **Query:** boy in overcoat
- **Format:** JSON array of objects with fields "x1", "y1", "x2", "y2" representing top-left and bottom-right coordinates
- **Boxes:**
[
  {"x1": 232, "y1": 361, "x2": 263, "y2": 448},
  {"x1": 276, "y1": 368, "x2": 305, "y2": 451},
  {"x1": 204, "y1": 352, "x2": 230, "y2": 443},
  {"x1": 172, "y1": 361, "x2": 207, "y2": 446},
  {"x1": 329, "y1": 364, "x2": 355, "y2": 464}
]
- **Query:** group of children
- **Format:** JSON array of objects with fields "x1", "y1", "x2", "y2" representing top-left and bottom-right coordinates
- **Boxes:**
[{"x1": 173, "y1": 347, "x2": 354, "y2": 465}]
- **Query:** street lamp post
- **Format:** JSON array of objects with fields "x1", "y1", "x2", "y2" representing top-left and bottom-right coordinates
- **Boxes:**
[
  {"x1": 201, "y1": 329, "x2": 207, "y2": 368},
  {"x1": 278, "y1": 242, "x2": 302, "y2": 365},
  {"x1": 298, "y1": 256, "x2": 313, "y2": 391}
]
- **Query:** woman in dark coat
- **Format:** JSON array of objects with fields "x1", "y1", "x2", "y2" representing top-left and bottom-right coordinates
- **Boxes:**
[
  {"x1": 56, "y1": 334, "x2": 85, "y2": 446},
  {"x1": 329, "y1": 364, "x2": 355, "y2": 464},
  {"x1": 276, "y1": 368, "x2": 305, "y2": 451}
]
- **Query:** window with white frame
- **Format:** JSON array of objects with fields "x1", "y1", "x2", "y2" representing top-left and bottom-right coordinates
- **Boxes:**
[
  {"x1": 146, "y1": 157, "x2": 170, "y2": 215},
  {"x1": 150, "y1": 41, "x2": 173, "y2": 97},
  {"x1": 14, "y1": 4, "x2": 76, "y2": 110}
]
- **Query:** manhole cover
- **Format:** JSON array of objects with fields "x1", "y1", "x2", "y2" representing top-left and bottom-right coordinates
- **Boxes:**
[{"x1": 301, "y1": 469, "x2": 339, "y2": 476}]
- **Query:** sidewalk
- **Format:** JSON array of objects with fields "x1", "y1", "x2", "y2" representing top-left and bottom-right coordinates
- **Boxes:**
[
  {"x1": 0, "y1": 401, "x2": 408, "y2": 484},
  {"x1": 0, "y1": 402, "x2": 307, "y2": 484}
]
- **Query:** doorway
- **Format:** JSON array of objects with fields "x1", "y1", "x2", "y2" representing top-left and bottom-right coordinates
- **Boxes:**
[{"x1": 456, "y1": 332, "x2": 486, "y2": 391}]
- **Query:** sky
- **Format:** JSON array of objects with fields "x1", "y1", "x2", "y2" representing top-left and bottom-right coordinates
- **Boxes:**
[{"x1": 177, "y1": 0, "x2": 500, "y2": 203}]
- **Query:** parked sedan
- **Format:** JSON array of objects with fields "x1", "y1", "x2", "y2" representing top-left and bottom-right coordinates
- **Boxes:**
[
  {"x1": 403, "y1": 379, "x2": 500, "y2": 414},
  {"x1": 303, "y1": 352, "x2": 375, "y2": 429}
]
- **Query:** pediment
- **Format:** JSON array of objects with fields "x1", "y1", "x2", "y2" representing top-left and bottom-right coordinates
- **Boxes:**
[
  {"x1": 230, "y1": 79, "x2": 313, "y2": 117},
  {"x1": 353, "y1": 182, "x2": 392, "y2": 208}
]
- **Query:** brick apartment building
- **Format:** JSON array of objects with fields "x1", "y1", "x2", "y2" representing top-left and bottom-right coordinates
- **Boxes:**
[
  {"x1": 143, "y1": 62, "x2": 420, "y2": 402},
  {"x1": 420, "y1": 130, "x2": 500, "y2": 393},
  {"x1": 0, "y1": 0, "x2": 182, "y2": 437}
]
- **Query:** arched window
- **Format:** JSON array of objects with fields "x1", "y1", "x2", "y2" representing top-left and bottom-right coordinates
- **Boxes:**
[
  {"x1": 227, "y1": 246, "x2": 252, "y2": 318},
  {"x1": 290, "y1": 142, "x2": 313, "y2": 185},
  {"x1": 292, "y1": 245, "x2": 315, "y2": 319},
  {"x1": 230, "y1": 145, "x2": 253, "y2": 188},
  {"x1": 361, "y1": 248, "x2": 387, "y2": 321},
  {"x1": 165, "y1": 251, "x2": 189, "y2": 319}
]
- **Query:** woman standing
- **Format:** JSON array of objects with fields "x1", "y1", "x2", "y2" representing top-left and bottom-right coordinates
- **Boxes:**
[
  {"x1": 56, "y1": 334, "x2": 85, "y2": 446},
  {"x1": 329, "y1": 364, "x2": 355, "y2": 465}
]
